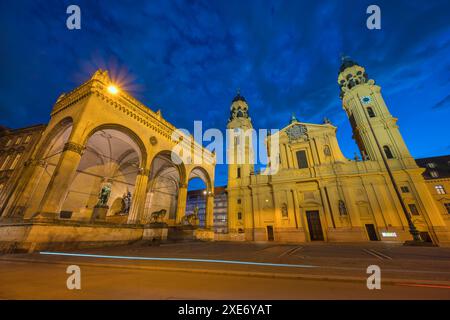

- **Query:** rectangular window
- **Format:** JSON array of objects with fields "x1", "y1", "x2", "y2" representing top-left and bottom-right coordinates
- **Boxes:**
[
  {"x1": 237, "y1": 167, "x2": 241, "y2": 178},
  {"x1": 400, "y1": 186, "x2": 410, "y2": 193},
  {"x1": 0, "y1": 155, "x2": 11, "y2": 171},
  {"x1": 10, "y1": 154, "x2": 21, "y2": 169},
  {"x1": 296, "y1": 150, "x2": 308, "y2": 169},
  {"x1": 15, "y1": 137, "x2": 22, "y2": 145},
  {"x1": 435, "y1": 185, "x2": 446, "y2": 194},
  {"x1": 444, "y1": 203, "x2": 450, "y2": 215},
  {"x1": 408, "y1": 204, "x2": 419, "y2": 216},
  {"x1": 237, "y1": 199, "x2": 241, "y2": 204},
  {"x1": 237, "y1": 212, "x2": 242, "y2": 220},
  {"x1": 430, "y1": 171, "x2": 439, "y2": 178}
]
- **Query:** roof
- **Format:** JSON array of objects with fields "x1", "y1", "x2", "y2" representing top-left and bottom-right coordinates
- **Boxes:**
[
  {"x1": 232, "y1": 92, "x2": 246, "y2": 103},
  {"x1": 415, "y1": 155, "x2": 450, "y2": 180},
  {"x1": 339, "y1": 56, "x2": 360, "y2": 73}
]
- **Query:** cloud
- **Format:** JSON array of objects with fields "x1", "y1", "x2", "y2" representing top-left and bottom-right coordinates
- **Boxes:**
[
  {"x1": 1, "y1": 0, "x2": 450, "y2": 184},
  {"x1": 433, "y1": 94, "x2": 450, "y2": 109}
]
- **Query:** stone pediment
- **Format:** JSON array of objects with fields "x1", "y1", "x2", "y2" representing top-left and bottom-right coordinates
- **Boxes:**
[{"x1": 279, "y1": 121, "x2": 336, "y2": 144}]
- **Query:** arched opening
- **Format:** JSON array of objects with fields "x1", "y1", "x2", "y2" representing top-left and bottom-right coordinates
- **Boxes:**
[
  {"x1": 23, "y1": 118, "x2": 73, "y2": 217},
  {"x1": 186, "y1": 167, "x2": 212, "y2": 228},
  {"x1": 367, "y1": 107, "x2": 376, "y2": 118},
  {"x1": 60, "y1": 128, "x2": 143, "y2": 221},
  {"x1": 143, "y1": 151, "x2": 185, "y2": 224},
  {"x1": 383, "y1": 145, "x2": 394, "y2": 159},
  {"x1": 186, "y1": 177, "x2": 208, "y2": 228}
]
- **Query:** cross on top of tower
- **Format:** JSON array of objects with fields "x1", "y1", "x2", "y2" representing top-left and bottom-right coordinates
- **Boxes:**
[
  {"x1": 290, "y1": 113, "x2": 298, "y2": 124},
  {"x1": 232, "y1": 88, "x2": 246, "y2": 102},
  {"x1": 339, "y1": 54, "x2": 359, "y2": 73}
]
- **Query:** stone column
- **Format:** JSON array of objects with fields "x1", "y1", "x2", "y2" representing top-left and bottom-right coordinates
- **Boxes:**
[
  {"x1": 319, "y1": 186, "x2": 334, "y2": 229},
  {"x1": 227, "y1": 190, "x2": 236, "y2": 234},
  {"x1": 176, "y1": 183, "x2": 188, "y2": 224},
  {"x1": 286, "y1": 145, "x2": 295, "y2": 168},
  {"x1": 279, "y1": 144, "x2": 287, "y2": 169},
  {"x1": 127, "y1": 168, "x2": 149, "y2": 224},
  {"x1": 34, "y1": 142, "x2": 85, "y2": 220},
  {"x1": 205, "y1": 193, "x2": 215, "y2": 230}
]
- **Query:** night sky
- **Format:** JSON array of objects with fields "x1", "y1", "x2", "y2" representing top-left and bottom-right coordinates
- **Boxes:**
[{"x1": 1, "y1": 0, "x2": 449, "y2": 189}]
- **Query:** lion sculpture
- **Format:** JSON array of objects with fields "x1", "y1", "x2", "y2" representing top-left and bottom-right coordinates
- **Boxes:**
[{"x1": 150, "y1": 209, "x2": 167, "y2": 223}]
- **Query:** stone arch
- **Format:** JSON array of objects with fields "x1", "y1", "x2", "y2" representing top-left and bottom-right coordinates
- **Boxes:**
[
  {"x1": 142, "y1": 150, "x2": 188, "y2": 223},
  {"x1": 18, "y1": 117, "x2": 74, "y2": 218},
  {"x1": 150, "y1": 150, "x2": 187, "y2": 184},
  {"x1": 81, "y1": 123, "x2": 148, "y2": 169},
  {"x1": 35, "y1": 117, "x2": 73, "y2": 160},
  {"x1": 187, "y1": 166, "x2": 212, "y2": 192},
  {"x1": 185, "y1": 166, "x2": 215, "y2": 229},
  {"x1": 60, "y1": 127, "x2": 144, "y2": 221}
]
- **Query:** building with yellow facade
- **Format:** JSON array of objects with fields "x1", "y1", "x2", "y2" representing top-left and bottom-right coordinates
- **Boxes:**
[
  {"x1": 226, "y1": 58, "x2": 450, "y2": 246},
  {"x1": 415, "y1": 156, "x2": 450, "y2": 230},
  {"x1": 0, "y1": 70, "x2": 216, "y2": 251},
  {"x1": 1, "y1": 59, "x2": 449, "y2": 251}
]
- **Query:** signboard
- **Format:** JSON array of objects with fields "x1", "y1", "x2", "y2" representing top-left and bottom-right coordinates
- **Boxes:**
[{"x1": 381, "y1": 232, "x2": 397, "y2": 238}]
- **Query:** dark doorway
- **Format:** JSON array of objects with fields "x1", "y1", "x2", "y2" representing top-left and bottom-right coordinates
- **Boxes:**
[
  {"x1": 59, "y1": 211, "x2": 73, "y2": 219},
  {"x1": 420, "y1": 232, "x2": 433, "y2": 243},
  {"x1": 306, "y1": 211, "x2": 324, "y2": 241},
  {"x1": 365, "y1": 224, "x2": 379, "y2": 241},
  {"x1": 267, "y1": 226, "x2": 274, "y2": 241}
]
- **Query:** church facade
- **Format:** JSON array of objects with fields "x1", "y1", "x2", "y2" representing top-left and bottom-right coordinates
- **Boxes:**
[{"x1": 226, "y1": 59, "x2": 450, "y2": 246}]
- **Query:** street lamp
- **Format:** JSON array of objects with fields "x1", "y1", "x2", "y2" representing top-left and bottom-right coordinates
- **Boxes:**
[{"x1": 107, "y1": 84, "x2": 119, "y2": 95}]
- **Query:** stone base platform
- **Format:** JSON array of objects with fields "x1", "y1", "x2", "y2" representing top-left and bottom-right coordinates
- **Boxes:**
[
  {"x1": 0, "y1": 220, "x2": 168, "y2": 253},
  {"x1": 194, "y1": 229, "x2": 215, "y2": 241}
]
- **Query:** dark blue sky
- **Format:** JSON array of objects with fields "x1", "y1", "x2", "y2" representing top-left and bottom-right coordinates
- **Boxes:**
[{"x1": 1, "y1": 0, "x2": 449, "y2": 189}]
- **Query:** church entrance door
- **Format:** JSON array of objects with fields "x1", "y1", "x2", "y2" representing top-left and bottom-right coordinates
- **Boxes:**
[{"x1": 306, "y1": 210, "x2": 324, "y2": 241}]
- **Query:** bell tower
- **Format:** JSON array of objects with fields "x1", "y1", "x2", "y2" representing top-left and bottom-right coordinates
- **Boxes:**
[
  {"x1": 226, "y1": 90, "x2": 254, "y2": 237},
  {"x1": 338, "y1": 57, "x2": 415, "y2": 167},
  {"x1": 226, "y1": 90, "x2": 254, "y2": 186}
]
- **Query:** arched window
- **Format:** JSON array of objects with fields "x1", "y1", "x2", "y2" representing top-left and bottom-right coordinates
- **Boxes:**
[
  {"x1": 383, "y1": 145, "x2": 394, "y2": 159},
  {"x1": 367, "y1": 107, "x2": 376, "y2": 118}
]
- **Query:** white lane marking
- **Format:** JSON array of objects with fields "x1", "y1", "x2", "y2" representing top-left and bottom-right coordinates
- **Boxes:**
[{"x1": 39, "y1": 251, "x2": 317, "y2": 269}]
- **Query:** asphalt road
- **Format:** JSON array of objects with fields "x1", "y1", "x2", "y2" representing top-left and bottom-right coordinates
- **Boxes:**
[
  {"x1": 1, "y1": 260, "x2": 450, "y2": 299},
  {"x1": 1, "y1": 242, "x2": 450, "y2": 299}
]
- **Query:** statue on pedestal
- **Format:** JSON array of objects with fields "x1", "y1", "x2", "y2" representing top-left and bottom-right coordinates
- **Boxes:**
[
  {"x1": 92, "y1": 183, "x2": 111, "y2": 221},
  {"x1": 97, "y1": 183, "x2": 111, "y2": 207},
  {"x1": 150, "y1": 209, "x2": 167, "y2": 223},
  {"x1": 121, "y1": 190, "x2": 132, "y2": 214},
  {"x1": 338, "y1": 200, "x2": 348, "y2": 216},
  {"x1": 183, "y1": 206, "x2": 199, "y2": 226}
]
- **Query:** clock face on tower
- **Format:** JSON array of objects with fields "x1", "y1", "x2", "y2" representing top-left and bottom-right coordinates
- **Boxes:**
[{"x1": 361, "y1": 96, "x2": 372, "y2": 104}]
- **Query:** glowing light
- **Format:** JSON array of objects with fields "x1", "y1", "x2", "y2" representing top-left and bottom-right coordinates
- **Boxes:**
[
  {"x1": 381, "y1": 232, "x2": 397, "y2": 237},
  {"x1": 39, "y1": 251, "x2": 317, "y2": 268},
  {"x1": 107, "y1": 84, "x2": 119, "y2": 94}
]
